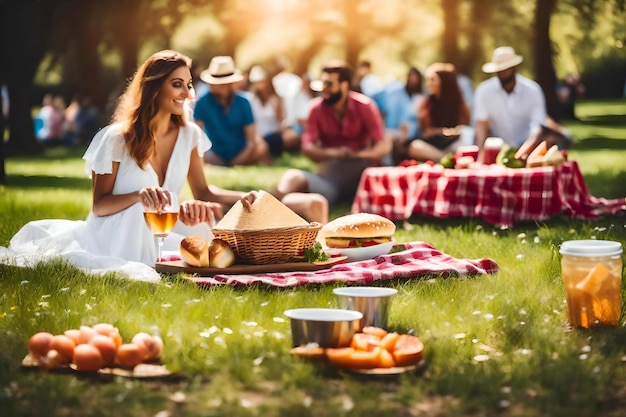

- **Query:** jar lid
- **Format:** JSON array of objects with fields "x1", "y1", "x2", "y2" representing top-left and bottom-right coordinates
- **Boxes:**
[
  {"x1": 559, "y1": 240, "x2": 623, "y2": 256},
  {"x1": 484, "y1": 137, "x2": 504, "y2": 149}
]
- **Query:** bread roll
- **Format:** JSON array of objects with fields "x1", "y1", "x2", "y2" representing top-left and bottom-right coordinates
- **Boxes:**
[
  {"x1": 209, "y1": 238, "x2": 235, "y2": 268},
  {"x1": 180, "y1": 237, "x2": 210, "y2": 267},
  {"x1": 525, "y1": 140, "x2": 548, "y2": 168},
  {"x1": 541, "y1": 145, "x2": 565, "y2": 166}
]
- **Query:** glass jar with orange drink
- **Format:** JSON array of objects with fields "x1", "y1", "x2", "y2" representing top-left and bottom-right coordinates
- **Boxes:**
[{"x1": 560, "y1": 240, "x2": 623, "y2": 328}]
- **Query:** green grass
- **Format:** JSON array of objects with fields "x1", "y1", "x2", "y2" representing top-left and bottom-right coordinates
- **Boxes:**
[{"x1": 1, "y1": 100, "x2": 626, "y2": 416}]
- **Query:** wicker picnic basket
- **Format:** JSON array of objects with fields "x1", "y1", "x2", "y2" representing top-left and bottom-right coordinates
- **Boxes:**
[{"x1": 212, "y1": 222, "x2": 322, "y2": 265}]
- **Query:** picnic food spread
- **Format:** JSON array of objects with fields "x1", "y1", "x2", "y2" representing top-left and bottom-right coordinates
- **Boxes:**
[{"x1": 320, "y1": 213, "x2": 396, "y2": 249}]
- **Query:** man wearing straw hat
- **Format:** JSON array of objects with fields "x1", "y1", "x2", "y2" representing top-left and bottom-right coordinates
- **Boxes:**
[
  {"x1": 474, "y1": 46, "x2": 547, "y2": 154},
  {"x1": 194, "y1": 56, "x2": 271, "y2": 166}
]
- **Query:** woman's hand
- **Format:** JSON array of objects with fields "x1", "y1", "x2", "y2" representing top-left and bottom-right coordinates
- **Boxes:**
[
  {"x1": 240, "y1": 191, "x2": 258, "y2": 212},
  {"x1": 179, "y1": 200, "x2": 223, "y2": 227},
  {"x1": 139, "y1": 187, "x2": 173, "y2": 211},
  {"x1": 442, "y1": 126, "x2": 462, "y2": 137}
]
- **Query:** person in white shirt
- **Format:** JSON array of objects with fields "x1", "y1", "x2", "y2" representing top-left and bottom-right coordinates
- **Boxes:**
[{"x1": 474, "y1": 46, "x2": 547, "y2": 155}]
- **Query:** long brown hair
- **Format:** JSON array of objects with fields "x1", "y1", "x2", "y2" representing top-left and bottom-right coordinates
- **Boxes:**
[
  {"x1": 424, "y1": 63, "x2": 465, "y2": 128},
  {"x1": 113, "y1": 50, "x2": 192, "y2": 167}
]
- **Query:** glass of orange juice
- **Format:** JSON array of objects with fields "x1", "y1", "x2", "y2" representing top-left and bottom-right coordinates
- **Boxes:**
[
  {"x1": 143, "y1": 191, "x2": 178, "y2": 264},
  {"x1": 560, "y1": 240, "x2": 623, "y2": 328}
]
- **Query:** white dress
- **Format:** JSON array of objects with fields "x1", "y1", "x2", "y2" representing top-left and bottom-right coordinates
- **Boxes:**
[{"x1": 0, "y1": 123, "x2": 212, "y2": 282}]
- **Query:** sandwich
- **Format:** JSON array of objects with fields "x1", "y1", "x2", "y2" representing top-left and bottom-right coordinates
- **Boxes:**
[{"x1": 320, "y1": 213, "x2": 396, "y2": 249}]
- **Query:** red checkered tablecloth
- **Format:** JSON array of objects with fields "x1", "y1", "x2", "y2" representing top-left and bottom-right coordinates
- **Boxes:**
[
  {"x1": 351, "y1": 161, "x2": 626, "y2": 227},
  {"x1": 188, "y1": 241, "x2": 498, "y2": 288}
]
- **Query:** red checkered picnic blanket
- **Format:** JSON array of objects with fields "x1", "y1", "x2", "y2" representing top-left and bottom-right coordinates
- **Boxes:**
[
  {"x1": 188, "y1": 242, "x2": 498, "y2": 288},
  {"x1": 352, "y1": 161, "x2": 626, "y2": 227}
]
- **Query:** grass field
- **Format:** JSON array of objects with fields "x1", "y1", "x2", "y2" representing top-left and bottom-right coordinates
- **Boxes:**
[{"x1": 0, "y1": 99, "x2": 625, "y2": 416}]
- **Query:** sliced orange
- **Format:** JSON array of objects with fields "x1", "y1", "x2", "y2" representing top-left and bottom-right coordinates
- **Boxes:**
[
  {"x1": 392, "y1": 334, "x2": 424, "y2": 367},
  {"x1": 326, "y1": 347, "x2": 381, "y2": 369},
  {"x1": 575, "y1": 263, "x2": 611, "y2": 296},
  {"x1": 379, "y1": 332, "x2": 400, "y2": 351},
  {"x1": 376, "y1": 346, "x2": 396, "y2": 368},
  {"x1": 290, "y1": 345, "x2": 326, "y2": 360},
  {"x1": 350, "y1": 332, "x2": 381, "y2": 351},
  {"x1": 361, "y1": 326, "x2": 388, "y2": 339}
]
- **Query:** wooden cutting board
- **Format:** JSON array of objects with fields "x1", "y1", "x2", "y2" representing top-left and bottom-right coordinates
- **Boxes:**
[{"x1": 155, "y1": 256, "x2": 348, "y2": 276}]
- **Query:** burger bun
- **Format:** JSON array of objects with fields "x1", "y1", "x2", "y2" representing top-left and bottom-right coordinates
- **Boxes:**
[{"x1": 319, "y1": 213, "x2": 395, "y2": 249}]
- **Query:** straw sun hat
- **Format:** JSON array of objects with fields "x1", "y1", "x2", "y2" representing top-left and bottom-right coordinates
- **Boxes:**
[
  {"x1": 481, "y1": 46, "x2": 524, "y2": 73},
  {"x1": 200, "y1": 56, "x2": 244, "y2": 85}
]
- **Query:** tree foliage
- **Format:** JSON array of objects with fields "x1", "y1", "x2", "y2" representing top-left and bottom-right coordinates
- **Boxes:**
[{"x1": 0, "y1": 0, "x2": 624, "y2": 157}]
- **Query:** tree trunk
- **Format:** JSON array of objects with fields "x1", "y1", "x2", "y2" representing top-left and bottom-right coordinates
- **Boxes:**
[
  {"x1": 0, "y1": 98, "x2": 5, "y2": 184},
  {"x1": 343, "y1": 0, "x2": 367, "y2": 75},
  {"x1": 111, "y1": 0, "x2": 143, "y2": 81},
  {"x1": 533, "y1": 0, "x2": 559, "y2": 119},
  {"x1": 294, "y1": 37, "x2": 325, "y2": 77},
  {"x1": 0, "y1": 1, "x2": 55, "y2": 154},
  {"x1": 75, "y1": 3, "x2": 105, "y2": 108},
  {"x1": 440, "y1": 0, "x2": 460, "y2": 64},
  {"x1": 459, "y1": 0, "x2": 493, "y2": 78},
  {"x1": 0, "y1": 1, "x2": 50, "y2": 155}
]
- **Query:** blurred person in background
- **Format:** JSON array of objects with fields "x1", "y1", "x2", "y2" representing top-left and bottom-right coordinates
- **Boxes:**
[
  {"x1": 355, "y1": 59, "x2": 384, "y2": 98},
  {"x1": 406, "y1": 63, "x2": 471, "y2": 163},
  {"x1": 474, "y1": 46, "x2": 546, "y2": 155},
  {"x1": 283, "y1": 72, "x2": 318, "y2": 148},
  {"x1": 379, "y1": 66, "x2": 426, "y2": 164},
  {"x1": 274, "y1": 60, "x2": 389, "y2": 206},
  {"x1": 194, "y1": 56, "x2": 271, "y2": 166},
  {"x1": 35, "y1": 94, "x2": 66, "y2": 144},
  {"x1": 248, "y1": 65, "x2": 294, "y2": 156},
  {"x1": 557, "y1": 73, "x2": 585, "y2": 120}
]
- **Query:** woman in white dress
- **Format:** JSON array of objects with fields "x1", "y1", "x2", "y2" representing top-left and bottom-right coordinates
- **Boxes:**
[{"x1": 0, "y1": 50, "x2": 257, "y2": 282}]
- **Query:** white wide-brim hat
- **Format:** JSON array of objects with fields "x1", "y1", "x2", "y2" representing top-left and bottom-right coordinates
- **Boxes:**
[
  {"x1": 200, "y1": 56, "x2": 244, "y2": 85},
  {"x1": 482, "y1": 46, "x2": 524, "y2": 73}
]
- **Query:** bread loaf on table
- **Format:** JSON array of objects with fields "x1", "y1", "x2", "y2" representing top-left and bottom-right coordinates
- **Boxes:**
[
  {"x1": 180, "y1": 236, "x2": 210, "y2": 267},
  {"x1": 209, "y1": 238, "x2": 235, "y2": 268}
]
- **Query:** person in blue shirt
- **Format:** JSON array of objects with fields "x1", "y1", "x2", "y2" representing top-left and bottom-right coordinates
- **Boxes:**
[
  {"x1": 194, "y1": 56, "x2": 270, "y2": 166},
  {"x1": 378, "y1": 67, "x2": 425, "y2": 164}
]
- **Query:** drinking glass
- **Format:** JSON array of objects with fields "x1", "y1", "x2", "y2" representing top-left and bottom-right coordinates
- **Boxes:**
[{"x1": 143, "y1": 191, "x2": 179, "y2": 263}]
